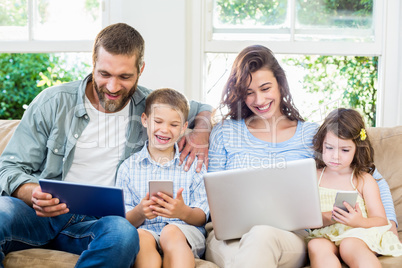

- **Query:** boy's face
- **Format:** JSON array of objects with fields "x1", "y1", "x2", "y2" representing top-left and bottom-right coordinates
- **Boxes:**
[{"x1": 141, "y1": 103, "x2": 188, "y2": 152}]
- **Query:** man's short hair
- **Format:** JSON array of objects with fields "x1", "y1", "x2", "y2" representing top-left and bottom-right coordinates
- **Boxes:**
[
  {"x1": 93, "y1": 23, "x2": 145, "y2": 73},
  {"x1": 145, "y1": 88, "x2": 189, "y2": 121}
]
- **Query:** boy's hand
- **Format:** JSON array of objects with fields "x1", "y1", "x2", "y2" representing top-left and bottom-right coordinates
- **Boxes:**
[
  {"x1": 332, "y1": 202, "x2": 364, "y2": 227},
  {"x1": 140, "y1": 193, "x2": 158, "y2": 220},
  {"x1": 150, "y1": 188, "x2": 189, "y2": 220}
]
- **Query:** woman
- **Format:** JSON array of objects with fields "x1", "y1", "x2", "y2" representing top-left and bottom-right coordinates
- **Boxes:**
[{"x1": 205, "y1": 45, "x2": 398, "y2": 267}]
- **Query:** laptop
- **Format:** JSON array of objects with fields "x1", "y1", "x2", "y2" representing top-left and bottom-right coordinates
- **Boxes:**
[
  {"x1": 203, "y1": 158, "x2": 322, "y2": 240},
  {"x1": 39, "y1": 179, "x2": 125, "y2": 218}
]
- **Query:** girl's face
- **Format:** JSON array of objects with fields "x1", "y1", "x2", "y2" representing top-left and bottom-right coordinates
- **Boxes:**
[
  {"x1": 322, "y1": 131, "x2": 356, "y2": 171},
  {"x1": 244, "y1": 69, "x2": 282, "y2": 120}
]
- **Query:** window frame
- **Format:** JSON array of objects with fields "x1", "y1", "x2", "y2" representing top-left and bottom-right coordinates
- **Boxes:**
[
  {"x1": 205, "y1": 0, "x2": 382, "y2": 55},
  {"x1": 0, "y1": 0, "x2": 111, "y2": 53},
  {"x1": 185, "y1": 0, "x2": 402, "y2": 127}
]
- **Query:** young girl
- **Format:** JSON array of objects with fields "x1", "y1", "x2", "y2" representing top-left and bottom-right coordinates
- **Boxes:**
[{"x1": 308, "y1": 108, "x2": 402, "y2": 267}]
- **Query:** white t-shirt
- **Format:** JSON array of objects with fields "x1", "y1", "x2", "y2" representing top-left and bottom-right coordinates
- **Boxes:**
[{"x1": 64, "y1": 96, "x2": 130, "y2": 186}]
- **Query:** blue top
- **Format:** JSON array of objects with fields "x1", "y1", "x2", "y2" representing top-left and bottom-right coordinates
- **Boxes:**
[
  {"x1": 116, "y1": 142, "x2": 209, "y2": 236},
  {"x1": 0, "y1": 74, "x2": 212, "y2": 196},
  {"x1": 208, "y1": 119, "x2": 398, "y2": 225},
  {"x1": 209, "y1": 119, "x2": 318, "y2": 171}
]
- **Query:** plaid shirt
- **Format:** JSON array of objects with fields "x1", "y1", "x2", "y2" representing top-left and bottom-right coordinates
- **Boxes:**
[{"x1": 116, "y1": 142, "x2": 209, "y2": 235}]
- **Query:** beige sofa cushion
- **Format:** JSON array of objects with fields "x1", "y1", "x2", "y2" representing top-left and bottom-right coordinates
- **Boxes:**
[
  {"x1": 368, "y1": 126, "x2": 402, "y2": 240},
  {"x1": 3, "y1": 248, "x2": 218, "y2": 268},
  {"x1": 0, "y1": 120, "x2": 19, "y2": 154},
  {"x1": 3, "y1": 249, "x2": 79, "y2": 268}
]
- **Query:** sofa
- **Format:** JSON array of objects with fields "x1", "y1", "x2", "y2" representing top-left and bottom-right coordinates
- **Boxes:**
[{"x1": 1, "y1": 119, "x2": 402, "y2": 267}]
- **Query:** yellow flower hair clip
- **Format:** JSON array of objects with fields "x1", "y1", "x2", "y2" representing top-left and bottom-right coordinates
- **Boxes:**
[{"x1": 360, "y1": 128, "x2": 367, "y2": 141}]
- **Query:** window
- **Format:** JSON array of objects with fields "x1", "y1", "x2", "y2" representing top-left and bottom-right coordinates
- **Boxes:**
[
  {"x1": 187, "y1": 0, "x2": 397, "y2": 126},
  {"x1": 0, "y1": 0, "x2": 107, "y2": 52},
  {"x1": 0, "y1": 0, "x2": 106, "y2": 119},
  {"x1": 0, "y1": 52, "x2": 91, "y2": 119},
  {"x1": 212, "y1": 0, "x2": 375, "y2": 43}
]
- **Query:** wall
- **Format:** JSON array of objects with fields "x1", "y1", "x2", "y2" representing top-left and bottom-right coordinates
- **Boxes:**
[
  {"x1": 117, "y1": 0, "x2": 187, "y2": 95},
  {"x1": 378, "y1": 0, "x2": 402, "y2": 127}
]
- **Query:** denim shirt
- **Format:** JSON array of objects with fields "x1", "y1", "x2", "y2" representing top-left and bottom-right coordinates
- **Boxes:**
[{"x1": 0, "y1": 74, "x2": 212, "y2": 196}]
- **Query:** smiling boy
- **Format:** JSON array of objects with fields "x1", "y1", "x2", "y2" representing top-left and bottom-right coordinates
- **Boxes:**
[{"x1": 116, "y1": 88, "x2": 209, "y2": 268}]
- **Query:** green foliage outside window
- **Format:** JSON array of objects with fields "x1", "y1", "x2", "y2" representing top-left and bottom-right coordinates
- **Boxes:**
[
  {"x1": 283, "y1": 56, "x2": 377, "y2": 126},
  {"x1": 0, "y1": 0, "x2": 100, "y2": 119},
  {"x1": 215, "y1": 0, "x2": 372, "y2": 27},
  {"x1": 297, "y1": 0, "x2": 373, "y2": 27},
  {"x1": 215, "y1": 0, "x2": 287, "y2": 26},
  {"x1": 0, "y1": 53, "x2": 89, "y2": 119}
]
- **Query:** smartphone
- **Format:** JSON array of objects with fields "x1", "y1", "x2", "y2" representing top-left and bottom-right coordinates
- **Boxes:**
[
  {"x1": 334, "y1": 191, "x2": 358, "y2": 212},
  {"x1": 149, "y1": 180, "x2": 174, "y2": 199}
]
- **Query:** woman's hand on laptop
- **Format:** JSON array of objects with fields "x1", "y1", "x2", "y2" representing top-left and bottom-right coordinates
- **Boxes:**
[{"x1": 31, "y1": 186, "x2": 69, "y2": 217}]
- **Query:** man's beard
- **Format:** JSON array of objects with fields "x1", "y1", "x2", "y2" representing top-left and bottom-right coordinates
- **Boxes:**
[{"x1": 93, "y1": 80, "x2": 137, "y2": 113}]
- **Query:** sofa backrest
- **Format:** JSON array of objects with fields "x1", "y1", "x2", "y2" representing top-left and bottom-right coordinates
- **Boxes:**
[
  {"x1": 368, "y1": 126, "x2": 402, "y2": 240},
  {"x1": 0, "y1": 120, "x2": 19, "y2": 154}
]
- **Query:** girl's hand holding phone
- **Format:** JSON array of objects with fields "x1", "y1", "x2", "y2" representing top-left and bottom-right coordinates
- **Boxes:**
[{"x1": 332, "y1": 202, "x2": 365, "y2": 227}]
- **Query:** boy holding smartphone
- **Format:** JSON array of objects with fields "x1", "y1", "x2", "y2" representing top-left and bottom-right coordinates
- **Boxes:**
[{"x1": 116, "y1": 88, "x2": 209, "y2": 268}]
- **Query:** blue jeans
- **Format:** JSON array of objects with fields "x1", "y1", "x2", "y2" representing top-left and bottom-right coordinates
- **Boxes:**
[{"x1": 0, "y1": 197, "x2": 139, "y2": 268}]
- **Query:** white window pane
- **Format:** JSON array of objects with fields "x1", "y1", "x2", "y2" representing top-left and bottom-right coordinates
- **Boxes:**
[
  {"x1": 213, "y1": 0, "x2": 290, "y2": 41},
  {"x1": 33, "y1": 0, "x2": 102, "y2": 40},
  {"x1": 213, "y1": 0, "x2": 288, "y2": 28},
  {"x1": 0, "y1": 0, "x2": 28, "y2": 40},
  {"x1": 211, "y1": 0, "x2": 375, "y2": 42},
  {"x1": 295, "y1": 0, "x2": 374, "y2": 42},
  {"x1": 297, "y1": 0, "x2": 373, "y2": 29}
]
